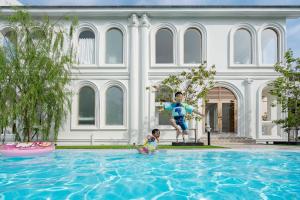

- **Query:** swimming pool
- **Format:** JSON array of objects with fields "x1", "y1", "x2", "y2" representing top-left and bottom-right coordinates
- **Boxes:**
[{"x1": 0, "y1": 150, "x2": 299, "y2": 200}]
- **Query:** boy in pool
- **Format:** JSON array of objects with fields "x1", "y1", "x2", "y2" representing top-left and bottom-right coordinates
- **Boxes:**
[
  {"x1": 159, "y1": 91, "x2": 204, "y2": 142},
  {"x1": 135, "y1": 129, "x2": 160, "y2": 154}
]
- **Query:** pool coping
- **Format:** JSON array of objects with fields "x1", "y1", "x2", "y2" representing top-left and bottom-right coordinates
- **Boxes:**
[{"x1": 55, "y1": 148, "x2": 300, "y2": 153}]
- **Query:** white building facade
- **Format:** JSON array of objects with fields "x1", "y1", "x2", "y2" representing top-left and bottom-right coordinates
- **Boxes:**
[{"x1": 1, "y1": 5, "x2": 300, "y2": 145}]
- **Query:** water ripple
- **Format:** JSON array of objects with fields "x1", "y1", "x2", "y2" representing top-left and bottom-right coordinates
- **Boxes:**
[{"x1": 0, "y1": 150, "x2": 299, "y2": 200}]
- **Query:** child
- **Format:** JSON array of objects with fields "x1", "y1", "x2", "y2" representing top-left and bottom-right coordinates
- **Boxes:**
[
  {"x1": 160, "y1": 91, "x2": 204, "y2": 142},
  {"x1": 135, "y1": 129, "x2": 160, "y2": 154}
]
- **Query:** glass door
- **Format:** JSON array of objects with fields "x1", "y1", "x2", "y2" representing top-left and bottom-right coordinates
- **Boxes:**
[
  {"x1": 206, "y1": 101, "x2": 236, "y2": 133},
  {"x1": 222, "y1": 103, "x2": 235, "y2": 132},
  {"x1": 206, "y1": 103, "x2": 219, "y2": 133},
  {"x1": 206, "y1": 87, "x2": 237, "y2": 134}
]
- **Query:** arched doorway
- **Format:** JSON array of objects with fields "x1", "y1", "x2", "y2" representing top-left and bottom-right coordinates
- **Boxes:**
[
  {"x1": 205, "y1": 87, "x2": 237, "y2": 133},
  {"x1": 260, "y1": 86, "x2": 280, "y2": 137}
]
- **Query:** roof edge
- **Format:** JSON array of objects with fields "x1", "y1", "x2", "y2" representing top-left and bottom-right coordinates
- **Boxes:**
[{"x1": 1, "y1": 5, "x2": 300, "y2": 9}]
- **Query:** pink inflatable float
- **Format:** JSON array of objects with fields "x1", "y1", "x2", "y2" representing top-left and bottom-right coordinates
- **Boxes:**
[{"x1": 0, "y1": 142, "x2": 55, "y2": 157}]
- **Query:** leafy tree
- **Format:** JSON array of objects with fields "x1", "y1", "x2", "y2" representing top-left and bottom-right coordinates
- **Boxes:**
[
  {"x1": 152, "y1": 63, "x2": 216, "y2": 121},
  {"x1": 0, "y1": 10, "x2": 78, "y2": 142},
  {"x1": 269, "y1": 50, "x2": 300, "y2": 141}
]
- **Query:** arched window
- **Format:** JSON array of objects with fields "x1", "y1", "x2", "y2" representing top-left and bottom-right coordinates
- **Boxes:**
[
  {"x1": 78, "y1": 29, "x2": 95, "y2": 64},
  {"x1": 234, "y1": 29, "x2": 252, "y2": 64},
  {"x1": 106, "y1": 28, "x2": 123, "y2": 64},
  {"x1": 155, "y1": 86, "x2": 173, "y2": 125},
  {"x1": 184, "y1": 28, "x2": 202, "y2": 63},
  {"x1": 78, "y1": 86, "x2": 95, "y2": 125},
  {"x1": 156, "y1": 28, "x2": 173, "y2": 64},
  {"x1": 3, "y1": 31, "x2": 17, "y2": 59},
  {"x1": 106, "y1": 86, "x2": 124, "y2": 125},
  {"x1": 262, "y1": 28, "x2": 278, "y2": 64},
  {"x1": 3, "y1": 31, "x2": 16, "y2": 48}
]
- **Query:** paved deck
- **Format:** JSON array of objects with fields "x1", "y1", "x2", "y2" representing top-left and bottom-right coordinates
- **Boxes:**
[{"x1": 221, "y1": 144, "x2": 300, "y2": 150}]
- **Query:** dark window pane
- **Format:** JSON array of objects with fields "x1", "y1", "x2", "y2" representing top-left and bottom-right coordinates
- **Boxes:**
[
  {"x1": 156, "y1": 28, "x2": 173, "y2": 63},
  {"x1": 106, "y1": 86, "x2": 123, "y2": 125},
  {"x1": 184, "y1": 28, "x2": 201, "y2": 63},
  {"x1": 106, "y1": 28, "x2": 123, "y2": 64},
  {"x1": 159, "y1": 110, "x2": 171, "y2": 125},
  {"x1": 156, "y1": 86, "x2": 173, "y2": 125},
  {"x1": 79, "y1": 86, "x2": 95, "y2": 125},
  {"x1": 155, "y1": 86, "x2": 173, "y2": 102},
  {"x1": 79, "y1": 30, "x2": 95, "y2": 39}
]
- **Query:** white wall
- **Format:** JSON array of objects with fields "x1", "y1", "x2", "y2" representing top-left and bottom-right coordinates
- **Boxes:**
[{"x1": 0, "y1": 12, "x2": 288, "y2": 145}]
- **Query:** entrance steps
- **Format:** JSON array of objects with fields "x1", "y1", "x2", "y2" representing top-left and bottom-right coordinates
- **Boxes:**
[{"x1": 199, "y1": 133, "x2": 256, "y2": 145}]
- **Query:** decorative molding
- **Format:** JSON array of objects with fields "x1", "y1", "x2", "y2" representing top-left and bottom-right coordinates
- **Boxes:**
[
  {"x1": 0, "y1": 24, "x2": 13, "y2": 35},
  {"x1": 148, "y1": 71, "x2": 280, "y2": 77},
  {"x1": 2, "y1": 7, "x2": 300, "y2": 18},
  {"x1": 128, "y1": 13, "x2": 139, "y2": 27},
  {"x1": 140, "y1": 13, "x2": 150, "y2": 27},
  {"x1": 244, "y1": 77, "x2": 254, "y2": 85}
]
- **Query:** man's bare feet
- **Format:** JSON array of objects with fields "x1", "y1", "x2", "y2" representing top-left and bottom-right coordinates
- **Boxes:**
[
  {"x1": 176, "y1": 128, "x2": 181, "y2": 142},
  {"x1": 182, "y1": 130, "x2": 189, "y2": 143}
]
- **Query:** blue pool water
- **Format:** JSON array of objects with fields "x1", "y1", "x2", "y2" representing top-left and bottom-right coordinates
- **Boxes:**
[{"x1": 0, "y1": 150, "x2": 300, "y2": 200}]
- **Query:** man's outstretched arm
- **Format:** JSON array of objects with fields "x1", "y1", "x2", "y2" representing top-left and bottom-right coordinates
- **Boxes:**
[{"x1": 193, "y1": 110, "x2": 205, "y2": 117}]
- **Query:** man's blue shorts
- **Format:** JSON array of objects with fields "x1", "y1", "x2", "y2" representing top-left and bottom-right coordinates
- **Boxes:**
[{"x1": 174, "y1": 116, "x2": 188, "y2": 131}]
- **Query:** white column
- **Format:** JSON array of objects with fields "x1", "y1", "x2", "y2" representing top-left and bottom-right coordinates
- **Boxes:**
[
  {"x1": 198, "y1": 99, "x2": 205, "y2": 138},
  {"x1": 128, "y1": 14, "x2": 140, "y2": 144},
  {"x1": 244, "y1": 78, "x2": 254, "y2": 138},
  {"x1": 139, "y1": 14, "x2": 150, "y2": 144}
]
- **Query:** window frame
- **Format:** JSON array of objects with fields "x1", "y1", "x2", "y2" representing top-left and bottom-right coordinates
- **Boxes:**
[
  {"x1": 229, "y1": 24, "x2": 257, "y2": 68},
  {"x1": 155, "y1": 28, "x2": 174, "y2": 65},
  {"x1": 74, "y1": 24, "x2": 99, "y2": 68},
  {"x1": 101, "y1": 23, "x2": 127, "y2": 69},
  {"x1": 78, "y1": 86, "x2": 96, "y2": 125},
  {"x1": 78, "y1": 29, "x2": 96, "y2": 66},
  {"x1": 258, "y1": 23, "x2": 284, "y2": 68},
  {"x1": 104, "y1": 85, "x2": 125, "y2": 126},
  {"x1": 181, "y1": 23, "x2": 207, "y2": 66},
  {"x1": 101, "y1": 81, "x2": 127, "y2": 130},
  {"x1": 261, "y1": 28, "x2": 279, "y2": 65},
  {"x1": 151, "y1": 24, "x2": 178, "y2": 68},
  {"x1": 105, "y1": 28, "x2": 124, "y2": 65},
  {"x1": 1, "y1": 28, "x2": 17, "y2": 59},
  {"x1": 71, "y1": 81, "x2": 100, "y2": 130}
]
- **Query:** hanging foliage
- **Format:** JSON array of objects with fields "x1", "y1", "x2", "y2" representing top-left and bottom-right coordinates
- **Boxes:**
[{"x1": 0, "y1": 9, "x2": 78, "y2": 142}]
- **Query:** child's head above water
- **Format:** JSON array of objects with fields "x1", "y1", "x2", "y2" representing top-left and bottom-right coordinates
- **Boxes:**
[
  {"x1": 152, "y1": 128, "x2": 160, "y2": 140},
  {"x1": 175, "y1": 91, "x2": 184, "y2": 103}
]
